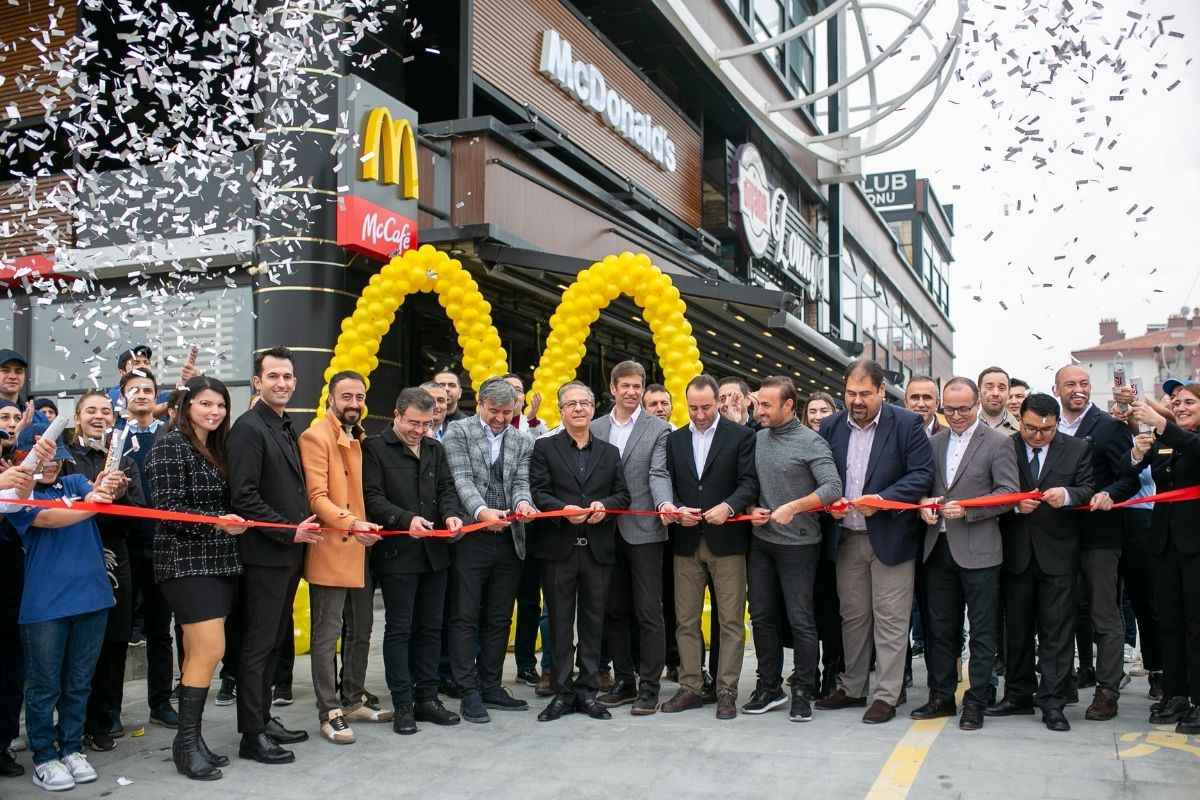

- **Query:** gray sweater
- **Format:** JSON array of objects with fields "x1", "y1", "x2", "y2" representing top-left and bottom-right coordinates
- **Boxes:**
[{"x1": 753, "y1": 416, "x2": 843, "y2": 545}]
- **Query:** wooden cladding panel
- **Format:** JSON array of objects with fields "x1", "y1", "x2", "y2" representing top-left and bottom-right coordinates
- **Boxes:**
[
  {"x1": 0, "y1": 175, "x2": 74, "y2": 259},
  {"x1": 0, "y1": 2, "x2": 77, "y2": 120},
  {"x1": 472, "y1": 0, "x2": 701, "y2": 228}
]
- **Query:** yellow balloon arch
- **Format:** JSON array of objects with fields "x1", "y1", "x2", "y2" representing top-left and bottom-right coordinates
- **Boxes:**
[
  {"x1": 313, "y1": 245, "x2": 509, "y2": 423},
  {"x1": 530, "y1": 252, "x2": 702, "y2": 429}
]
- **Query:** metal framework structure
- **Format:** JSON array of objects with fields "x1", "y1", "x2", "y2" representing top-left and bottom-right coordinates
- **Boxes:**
[{"x1": 653, "y1": 0, "x2": 968, "y2": 183}]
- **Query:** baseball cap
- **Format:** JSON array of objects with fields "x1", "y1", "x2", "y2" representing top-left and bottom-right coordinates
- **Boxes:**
[
  {"x1": 16, "y1": 422, "x2": 73, "y2": 462},
  {"x1": 1162, "y1": 378, "x2": 1194, "y2": 396},
  {"x1": 0, "y1": 349, "x2": 27, "y2": 368},
  {"x1": 118, "y1": 345, "x2": 153, "y2": 370}
]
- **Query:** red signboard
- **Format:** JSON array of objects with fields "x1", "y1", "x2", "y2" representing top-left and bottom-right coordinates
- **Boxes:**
[{"x1": 336, "y1": 194, "x2": 418, "y2": 262}]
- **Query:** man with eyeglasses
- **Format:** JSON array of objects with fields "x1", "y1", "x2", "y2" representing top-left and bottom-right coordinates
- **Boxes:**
[
  {"x1": 988, "y1": 392, "x2": 1095, "y2": 732},
  {"x1": 529, "y1": 382, "x2": 630, "y2": 721},
  {"x1": 911, "y1": 378, "x2": 1019, "y2": 731},
  {"x1": 362, "y1": 387, "x2": 466, "y2": 735}
]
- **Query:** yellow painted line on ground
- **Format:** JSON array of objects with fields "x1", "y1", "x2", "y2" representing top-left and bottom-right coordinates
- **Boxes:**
[{"x1": 864, "y1": 663, "x2": 970, "y2": 800}]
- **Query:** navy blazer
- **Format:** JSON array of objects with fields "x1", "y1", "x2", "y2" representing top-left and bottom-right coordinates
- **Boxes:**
[
  {"x1": 1066, "y1": 404, "x2": 1141, "y2": 550},
  {"x1": 819, "y1": 404, "x2": 935, "y2": 566}
]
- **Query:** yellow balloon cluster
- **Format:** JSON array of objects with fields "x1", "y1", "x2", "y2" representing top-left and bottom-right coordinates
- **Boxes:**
[
  {"x1": 530, "y1": 252, "x2": 703, "y2": 429},
  {"x1": 314, "y1": 245, "x2": 509, "y2": 425}
]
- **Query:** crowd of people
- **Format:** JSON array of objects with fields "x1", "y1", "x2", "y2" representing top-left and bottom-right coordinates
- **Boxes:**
[{"x1": 0, "y1": 343, "x2": 1197, "y2": 791}]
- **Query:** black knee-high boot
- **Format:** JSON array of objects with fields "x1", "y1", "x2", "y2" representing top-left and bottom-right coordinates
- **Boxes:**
[{"x1": 174, "y1": 686, "x2": 222, "y2": 780}]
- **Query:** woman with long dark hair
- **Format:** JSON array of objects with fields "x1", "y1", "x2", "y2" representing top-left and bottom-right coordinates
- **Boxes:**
[
  {"x1": 145, "y1": 376, "x2": 246, "y2": 780},
  {"x1": 802, "y1": 391, "x2": 837, "y2": 433}
]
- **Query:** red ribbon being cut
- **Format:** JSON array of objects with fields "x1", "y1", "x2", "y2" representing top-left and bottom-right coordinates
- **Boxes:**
[{"x1": 9, "y1": 484, "x2": 1200, "y2": 539}]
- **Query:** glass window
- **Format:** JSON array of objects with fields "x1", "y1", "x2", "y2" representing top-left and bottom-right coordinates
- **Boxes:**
[
  {"x1": 0, "y1": 299, "x2": 13, "y2": 349},
  {"x1": 29, "y1": 283, "x2": 254, "y2": 394}
]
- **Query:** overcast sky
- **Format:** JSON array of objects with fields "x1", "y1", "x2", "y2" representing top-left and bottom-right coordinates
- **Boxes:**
[{"x1": 860, "y1": 0, "x2": 1200, "y2": 392}]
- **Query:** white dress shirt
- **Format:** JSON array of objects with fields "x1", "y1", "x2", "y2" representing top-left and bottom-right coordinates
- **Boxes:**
[
  {"x1": 1057, "y1": 405, "x2": 1090, "y2": 437},
  {"x1": 689, "y1": 414, "x2": 720, "y2": 478},
  {"x1": 606, "y1": 406, "x2": 641, "y2": 457},
  {"x1": 482, "y1": 417, "x2": 507, "y2": 465},
  {"x1": 945, "y1": 419, "x2": 981, "y2": 489}
]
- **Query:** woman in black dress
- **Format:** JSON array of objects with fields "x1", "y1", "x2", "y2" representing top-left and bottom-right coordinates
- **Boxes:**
[{"x1": 146, "y1": 376, "x2": 245, "y2": 780}]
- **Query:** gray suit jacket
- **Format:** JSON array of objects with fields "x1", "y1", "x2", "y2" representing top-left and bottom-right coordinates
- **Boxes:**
[
  {"x1": 443, "y1": 415, "x2": 535, "y2": 558},
  {"x1": 590, "y1": 409, "x2": 673, "y2": 544},
  {"x1": 922, "y1": 422, "x2": 1020, "y2": 569}
]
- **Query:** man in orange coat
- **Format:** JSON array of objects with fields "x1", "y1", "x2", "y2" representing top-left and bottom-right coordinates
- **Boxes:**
[{"x1": 299, "y1": 370, "x2": 389, "y2": 745}]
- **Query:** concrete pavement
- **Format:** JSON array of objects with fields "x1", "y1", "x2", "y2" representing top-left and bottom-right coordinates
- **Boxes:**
[{"x1": 3, "y1": 598, "x2": 1196, "y2": 799}]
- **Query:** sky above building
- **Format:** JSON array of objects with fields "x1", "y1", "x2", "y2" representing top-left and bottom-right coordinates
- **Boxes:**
[{"x1": 860, "y1": 0, "x2": 1199, "y2": 392}]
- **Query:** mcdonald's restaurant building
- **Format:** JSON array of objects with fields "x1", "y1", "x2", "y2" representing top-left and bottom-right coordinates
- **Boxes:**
[{"x1": 1, "y1": 0, "x2": 954, "y2": 423}]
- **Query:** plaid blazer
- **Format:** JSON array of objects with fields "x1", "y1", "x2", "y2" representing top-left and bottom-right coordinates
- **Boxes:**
[{"x1": 442, "y1": 415, "x2": 534, "y2": 558}]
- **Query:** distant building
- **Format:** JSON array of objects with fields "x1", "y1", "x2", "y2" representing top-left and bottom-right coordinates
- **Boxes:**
[{"x1": 1072, "y1": 310, "x2": 1200, "y2": 404}]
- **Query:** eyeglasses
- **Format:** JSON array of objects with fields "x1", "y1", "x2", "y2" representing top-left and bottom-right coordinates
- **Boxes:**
[
  {"x1": 1021, "y1": 424, "x2": 1056, "y2": 437},
  {"x1": 560, "y1": 399, "x2": 594, "y2": 409},
  {"x1": 399, "y1": 418, "x2": 435, "y2": 429},
  {"x1": 942, "y1": 406, "x2": 975, "y2": 417}
]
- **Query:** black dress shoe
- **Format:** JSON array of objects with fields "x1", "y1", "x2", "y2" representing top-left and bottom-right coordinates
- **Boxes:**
[
  {"x1": 1175, "y1": 704, "x2": 1200, "y2": 735},
  {"x1": 579, "y1": 696, "x2": 612, "y2": 720},
  {"x1": 910, "y1": 694, "x2": 956, "y2": 720},
  {"x1": 439, "y1": 678, "x2": 465, "y2": 699},
  {"x1": 1042, "y1": 708, "x2": 1070, "y2": 732},
  {"x1": 701, "y1": 670, "x2": 717, "y2": 704},
  {"x1": 414, "y1": 698, "x2": 461, "y2": 726},
  {"x1": 959, "y1": 703, "x2": 984, "y2": 731},
  {"x1": 1075, "y1": 666, "x2": 1097, "y2": 689},
  {"x1": 537, "y1": 696, "x2": 576, "y2": 722},
  {"x1": 393, "y1": 704, "x2": 417, "y2": 735},
  {"x1": 238, "y1": 732, "x2": 295, "y2": 764},
  {"x1": 0, "y1": 748, "x2": 24, "y2": 777},
  {"x1": 597, "y1": 680, "x2": 637, "y2": 708},
  {"x1": 984, "y1": 696, "x2": 1036, "y2": 716},
  {"x1": 1150, "y1": 695, "x2": 1191, "y2": 725},
  {"x1": 264, "y1": 717, "x2": 308, "y2": 744}
]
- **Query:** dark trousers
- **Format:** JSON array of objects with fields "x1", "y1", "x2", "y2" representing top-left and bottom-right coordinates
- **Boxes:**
[
  {"x1": 129, "y1": 554, "x2": 174, "y2": 710},
  {"x1": 1080, "y1": 548, "x2": 1124, "y2": 692},
  {"x1": 1120, "y1": 509, "x2": 1161, "y2": 671},
  {"x1": 447, "y1": 532, "x2": 524, "y2": 693},
  {"x1": 604, "y1": 538, "x2": 666, "y2": 692},
  {"x1": 1153, "y1": 539, "x2": 1200, "y2": 703},
  {"x1": 662, "y1": 543, "x2": 679, "y2": 668},
  {"x1": 923, "y1": 537, "x2": 999, "y2": 707},
  {"x1": 748, "y1": 538, "x2": 819, "y2": 695},
  {"x1": 85, "y1": 639, "x2": 128, "y2": 735},
  {"x1": 274, "y1": 628, "x2": 295, "y2": 688},
  {"x1": 236, "y1": 563, "x2": 302, "y2": 734},
  {"x1": 814, "y1": 556, "x2": 844, "y2": 683},
  {"x1": 1003, "y1": 558, "x2": 1077, "y2": 712},
  {"x1": 543, "y1": 547, "x2": 613, "y2": 702},
  {"x1": 0, "y1": 630, "x2": 23, "y2": 744},
  {"x1": 378, "y1": 570, "x2": 448, "y2": 706},
  {"x1": 514, "y1": 528, "x2": 543, "y2": 674}
]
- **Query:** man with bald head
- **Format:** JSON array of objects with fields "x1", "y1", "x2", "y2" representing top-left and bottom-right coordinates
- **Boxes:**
[{"x1": 1051, "y1": 365, "x2": 1141, "y2": 721}]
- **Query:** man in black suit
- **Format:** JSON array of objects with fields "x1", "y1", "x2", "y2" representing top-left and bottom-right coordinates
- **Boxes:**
[
  {"x1": 362, "y1": 387, "x2": 465, "y2": 735},
  {"x1": 659, "y1": 375, "x2": 759, "y2": 721},
  {"x1": 1053, "y1": 366, "x2": 1140, "y2": 721},
  {"x1": 227, "y1": 347, "x2": 320, "y2": 763},
  {"x1": 988, "y1": 392, "x2": 1095, "y2": 732},
  {"x1": 529, "y1": 382, "x2": 631, "y2": 721}
]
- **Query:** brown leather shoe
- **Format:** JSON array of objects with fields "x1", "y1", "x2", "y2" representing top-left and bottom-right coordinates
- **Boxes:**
[
  {"x1": 862, "y1": 699, "x2": 896, "y2": 724},
  {"x1": 534, "y1": 672, "x2": 554, "y2": 697},
  {"x1": 1084, "y1": 687, "x2": 1118, "y2": 721},
  {"x1": 897, "y1": 688, "x2": 907, "y2": 707},
  {"x1": 815, "y1": 689, "x2": 867, "y2": 711},
  {"x1": 596, "y1": 669, "x2": 615, "y2": 693},
  {"x1": 715, "y1": 688, "x2": 737, "y2": 720},
  {"x1": 660, "y1": 688, "x2": 703, "y2": 713}
]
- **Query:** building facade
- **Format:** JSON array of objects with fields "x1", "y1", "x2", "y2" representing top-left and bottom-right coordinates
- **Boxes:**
[
  {"x1": 1073, "y1": 312, "x2": 1200, "y2": 406},
  {"x1": 1, "y1": 0, "x2": 955, "y2": 422}
]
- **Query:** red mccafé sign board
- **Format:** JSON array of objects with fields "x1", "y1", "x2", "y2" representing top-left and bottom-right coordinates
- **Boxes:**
[{"x1": 336, "y1": 77, "x2": 420, "y2": 261}]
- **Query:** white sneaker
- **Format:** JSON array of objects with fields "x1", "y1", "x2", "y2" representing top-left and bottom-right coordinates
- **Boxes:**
[
  {"x1": 61, "y1": 752, "x2": 97, "y2": 784},
  {"x1": 11, "y1": 737, "x2": 27, "y2": 752},
  {"x1": 343, "y1": 703, "x2": 394, "y2": 723},
  {"x1": 1123, "y1": 644, "x2": 1138, "y2": 664},
  {"x1": 320, "y1": 708, "x2": 356, "y2": 744},
  {"x1": 1128, "y1": 657, "x2": 1149, "y2": 678},
  {"x1": 32, "y1": 759, "x2": 75, "y2": 792}
]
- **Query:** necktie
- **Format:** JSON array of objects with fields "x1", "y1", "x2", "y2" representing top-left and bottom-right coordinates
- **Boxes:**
[{"x1": 1029, "y1": 447, "x2": 1042, "y2": 482}]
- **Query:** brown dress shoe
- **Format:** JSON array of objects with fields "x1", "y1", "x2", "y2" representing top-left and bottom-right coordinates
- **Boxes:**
[
  {"x1": 660, "y1": 688, "x2": 703, "y2": 714},
  {"x1": 815, "y1": 689, "x2": 867, "y2": 711},
  {"x1": 596, "y1": 669, "x2": 615, "y2": 693},
  {"x1": 1084, "y1": 687, "x2": 1119, "y2": 721},
  {"x1": 716, "y1": 688, "x2": 737, "y2": 720},
  {"x1": 535, "y1": 672, "x2": 554, "y2": 697},
  {"x1": 863, "y1": 699, "x2": 897, "y2": 724}
]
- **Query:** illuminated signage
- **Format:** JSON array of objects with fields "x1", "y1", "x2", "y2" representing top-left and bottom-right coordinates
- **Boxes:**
[{"x1": 538, "y1": 28, "x2": 677, "y2": 172}]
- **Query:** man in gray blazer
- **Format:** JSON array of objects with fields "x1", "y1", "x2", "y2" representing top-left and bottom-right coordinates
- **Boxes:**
[
  {"x1": 442, "y1": 377, "x2": 538, "y2": 724},
  {"x1": 911, "y1": 376, "x2": 1019, "y2": 731},
  {"x1": 593, "y1": 361, "x2": 673, "y2": 715}
]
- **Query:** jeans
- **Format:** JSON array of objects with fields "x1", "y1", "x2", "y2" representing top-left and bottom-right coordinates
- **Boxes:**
[
  {"x1": 378, "y1": 570, "x2": 448, "y2": 706},
  {"x1": 747, "y1": 538, "x2": 820, "y2": 695},
  {"x1": 21, "y1": 609, "x2": 107, "y2": 765}
]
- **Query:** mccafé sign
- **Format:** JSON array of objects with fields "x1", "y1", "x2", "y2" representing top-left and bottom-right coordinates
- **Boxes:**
[
  {"x1": 731, "y1": 144, "x2": 824, "y2": 298},
  {"x1": 538, "y1": 29, "x2": 678, "y2": 172},
  {"x1": 336, "y1": 78, "x2": 420, "y2": 261}
]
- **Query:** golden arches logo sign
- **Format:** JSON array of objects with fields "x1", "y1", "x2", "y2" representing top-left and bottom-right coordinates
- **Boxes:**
[
  {"x1": 361, "y1": 107, "x2": 419, "y2": 199},
  {"x1": 316, "y1": 247, "x2": 702, "y2": 430}
]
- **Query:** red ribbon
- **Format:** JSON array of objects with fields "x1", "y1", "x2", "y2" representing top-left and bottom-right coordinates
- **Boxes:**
[{"x1": 10, "y1": 485, "x2": 1200, "y2": 539}]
